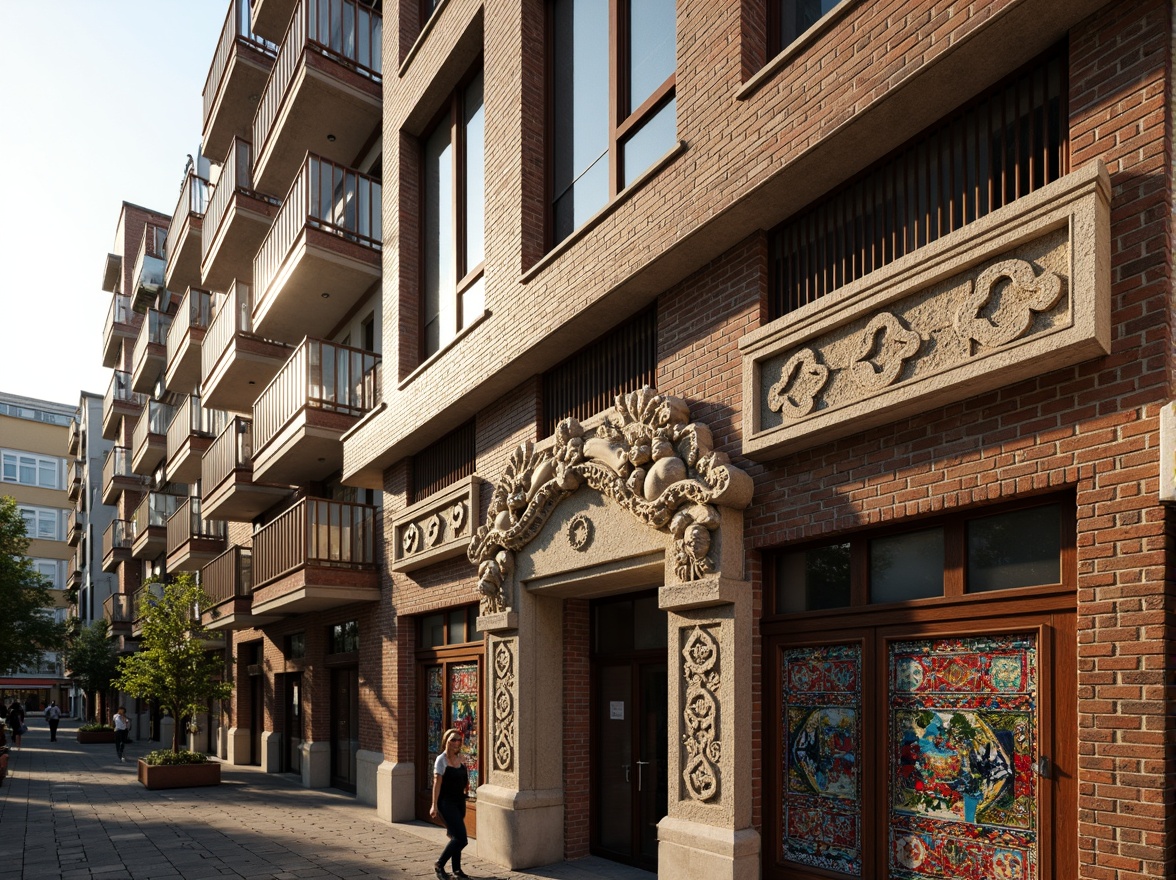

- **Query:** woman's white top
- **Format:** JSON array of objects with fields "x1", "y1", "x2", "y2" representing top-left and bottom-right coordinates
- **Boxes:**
[{"x1": 113, "y1": 714, "x2": 131, "y2": 731}]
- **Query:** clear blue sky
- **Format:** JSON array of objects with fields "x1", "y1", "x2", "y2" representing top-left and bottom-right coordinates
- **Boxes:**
[{"x1": 0, "y1": 2, "x2": 226, "y2": 407}]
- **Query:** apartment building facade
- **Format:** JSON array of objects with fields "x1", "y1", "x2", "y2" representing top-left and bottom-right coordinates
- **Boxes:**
[{"x1": 0, "y1": 392, "x2": 75, "y2": 710}]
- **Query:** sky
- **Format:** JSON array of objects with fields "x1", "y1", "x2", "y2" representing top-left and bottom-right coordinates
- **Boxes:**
[{"x1": 0, "y1": 2, "x2": 226, "y2": 407}]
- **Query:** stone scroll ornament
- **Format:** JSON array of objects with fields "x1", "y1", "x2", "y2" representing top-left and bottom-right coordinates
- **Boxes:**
[
  {"x1": 467, "y1": 387, "x2": 753, "y2": 615},
  {"x1": 682, "y1": 626, "x2": 722, "y2": 802},
  {"x1": 493, "y1": 640, "x2": 516, "y2": 771},
  {"x1": 955, "y1": 258, "x2": 1063, "y2": 350}
]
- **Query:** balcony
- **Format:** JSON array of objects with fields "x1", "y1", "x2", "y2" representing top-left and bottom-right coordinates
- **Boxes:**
[
  {"x1": 130, "y1": 492, "x2": 185, "y2": 559},
  {"x1": 131, "y1": 582, "x2": 164, "y2": 638},
  {"x1": 68, "y1": 416, "x2": 81, "y2": 457},
  {"x1": 252, "y1": 339, "x2": 379, "y2": 484},
  {"x1": 203, "y1": 0, "x2": 279, "y2": 163},
  {"x1": 102, "y1": 447, "x2": 147, "y2": 506},
  {"x1": 251, "y1": 497, "x2": 378, "y2": 616},
  {"x1": 201, "y1": 139, "x2": 280, "y2": 291},
  {"x1": 250, "y1": 0, "x2": 296, "y2": 42},
  {"x1": 166, "y1": 396, "x2": 228, "y2": 484},
  {"x1": 202, "y1": 546, "x2": 280, "y2": 629},
  {"x1": 201, "y1": 281, "x2": 292, "y2": 413},
  {"x1": 102, "y1": 371, "x2": 146, "y2": 440},
  {"x1": 166, "y1": 497, "x2": 227, "y2": 572},
  {"x1": 164, "y1": 288, "x2": 214, "y2": 393},
  {"x1": 103, "y1": 592, "x2": 134, "y2": 636},
  {"x1": 131, "y1": 225, "x2": 168, "y2": 313},
  {"x1": 102, "y1": 252, "x2": 123, "y2": 293},
  {"x1": 202, "y1": 416, "x2": 291, "y2": 522},
  {"x1": 252, "y1": 0, "x2": 382, "y2": 195},
  {"x1": 253, "y1": 155, "x2": 381, "y2": 343},
  {"x1": 101, "y1": 520, "x2": 133, "y2": 573},
  {"x1": 131, "y1": 400, "x2": 175, "y2": 476},
  {"x1": 102, "y1": 293, "x2": 139, "y2": 369},
  {"x1": 164, "y1": 173, "x2": 211, "y2": 296},
  {"x1": 68, "y1": 553, "x2": 84, "y2": 591},
  {"x1": 68, "y1": 459, "x2": 84, "y2": 502},
  {"x1": 131, "y1": 309, "x2": 173, "y2": 394},
  {"x1": 67, "y1": 508, "x2": 85, "y2": 547}
]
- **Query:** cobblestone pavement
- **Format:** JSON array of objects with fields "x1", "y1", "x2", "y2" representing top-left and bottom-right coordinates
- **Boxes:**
[{"x1": 0, "y1": 720, "x2": 654, "y2": 880}]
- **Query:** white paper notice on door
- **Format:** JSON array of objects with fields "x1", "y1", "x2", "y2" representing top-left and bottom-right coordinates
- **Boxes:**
[{"x1": 610, "y1": 701, "x2": 624, "y2": 720}]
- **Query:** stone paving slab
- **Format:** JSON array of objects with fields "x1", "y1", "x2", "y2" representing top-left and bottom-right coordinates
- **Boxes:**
[{"x1": 0, "y1": 721, "x2": 654, "y2": 880}]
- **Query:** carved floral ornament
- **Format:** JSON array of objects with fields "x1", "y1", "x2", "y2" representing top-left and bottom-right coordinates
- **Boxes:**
[
  {"x1": 467, "y1": 388, "x2": 753, "y2": 614},
  {"x1": 682, "y1": 626, "x2": 722, "y2": 802}
]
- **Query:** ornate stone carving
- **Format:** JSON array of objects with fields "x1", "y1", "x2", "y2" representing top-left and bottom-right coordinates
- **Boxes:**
[
  {"x1": 955, "y1": 258, "x2": 1063, "y2": 350},
  {"x1": 849, "y1": 312, "x2": 922, "y2": 392},
  {"x1": 567, "y1": 513, "x2": 593, "y2": 552},
  {"x1": 425, "y1": 512, "x2": 443, "y2": 547},
  {"x1": 402, "y1": 523, "x2": 420, "y2": 556},
  {"x1": 468, "y1": 387, "x2": 753, "y2": 614},
  {"x1": 450, "y1": 501, "x2": 466, "y2": 531},
  {"x1": 391, "y1": 477, "x2": 482, "y2": 573},
  {"x1": 767, "y1": 349, "x2": 828, "y2": 419},
  {"x1": 493, "y1": 640, "x2": 516, "y2": 772},
  {"x1": 682, "y1": 626, "x2": 721, "y2": 802}
]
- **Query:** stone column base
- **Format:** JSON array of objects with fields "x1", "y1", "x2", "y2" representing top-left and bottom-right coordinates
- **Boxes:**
[
  {"x1": 303, "y1": 740, "x2": 330, "y2": 788},
  {"x1": 378, "y1": 760, "x2": 416, "y2": 822},
  {"x1": 657, "y1": 817, "x2": 761, "y2": 880},
  {"x1": 473, "y1": 784, "x2": 564, "y2": 869},
  {"x1": 261, "y1": 730, "x2": 282, "y2": 773},
  {"x1": 357, "y1": 749, "x2": 382, "y2": 806}
]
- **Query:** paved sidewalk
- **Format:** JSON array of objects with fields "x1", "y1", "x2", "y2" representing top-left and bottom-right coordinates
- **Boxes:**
[{"x1": 0, "y1": 720, "x2": 654, "y2": 880}]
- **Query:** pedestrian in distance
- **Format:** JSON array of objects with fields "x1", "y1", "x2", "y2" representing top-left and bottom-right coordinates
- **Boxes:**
[
  {"x1": 430, "y1": 727, "x2": 471, "y2": 880},
  {"x1": 5, "y1": 700, "x2": 24, "y2": 750},
  {"x1": 113, "y1": 706, "x2": 131, "y2": 762},
  {"x1": 44, "y1": 701, "x2": 61, "y2": 742}
]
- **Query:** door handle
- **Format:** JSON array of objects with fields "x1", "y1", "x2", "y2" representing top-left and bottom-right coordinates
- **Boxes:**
[
  {"x1": 636, "y1": 760, "x2": 650, "y2": 792},
  {"x1": 622, "y1": 763, "x2": 630, "y2": 783},
  {"x1": 1035, "y1": 755, "x2": 1051, "y2": 779}
]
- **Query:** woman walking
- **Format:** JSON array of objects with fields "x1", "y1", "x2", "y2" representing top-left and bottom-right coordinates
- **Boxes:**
[
  {"x1": 429, "y1": 728, "x2": 470, "y2": 880},
  {"x1": 113, "y1": 706, "x2": 131, "y2": 762},
  {"x1": 5, "y1": 700, "x2": 24, "y2": 750}
]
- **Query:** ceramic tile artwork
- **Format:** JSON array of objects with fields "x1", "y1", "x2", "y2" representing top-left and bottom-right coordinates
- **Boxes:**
[
  {"x1": 781, "y1": 643, "x2": 862, "y2": 875},
  {"x1": 427, "y1": 665, "x2": 444, "y2": 757},
  {"x1": 890, "y1": 634, "x2": 1038, "y2": 880},
  {"x1": 449, "y1": 663, "x2": 479, "y2": 792}
]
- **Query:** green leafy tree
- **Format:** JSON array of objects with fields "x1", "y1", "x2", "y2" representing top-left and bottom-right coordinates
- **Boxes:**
[
  {"x1": 64, "y1": 619, "x2": 120, "y2": 723},
  {"x1": 113, "y1": 573, "x2": 232, "y2": 753},
  {"x1": 0, "y1": 495, "x2": 67, "y2": 673}
]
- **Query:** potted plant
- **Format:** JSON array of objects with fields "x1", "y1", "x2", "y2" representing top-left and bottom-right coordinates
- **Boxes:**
[
  {"x1": 113, "y1": 573, "x2": 231, "y2": 789},
  {"x1": 76, "y1": 723, "x2": 117, "y2": 744}
]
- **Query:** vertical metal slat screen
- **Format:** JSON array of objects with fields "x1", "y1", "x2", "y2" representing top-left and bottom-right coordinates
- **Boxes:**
[{"x1": 412, "y1": 419, "x2": 477, "y2": 503}]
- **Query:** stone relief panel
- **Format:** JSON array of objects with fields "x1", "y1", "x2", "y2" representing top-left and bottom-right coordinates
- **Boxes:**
[
  {"x1": 741, "y1": 162, "x2": 1111, "y2": 460},
  {"x1": 682, "y1": 625, "x2": 722, "y2": 803},
  {"x1": 390, "y1": 476, "x2": 482, "y2": 572},
  {"x1": 492, "y1": 638, "x2": 516, "y2": 772}
]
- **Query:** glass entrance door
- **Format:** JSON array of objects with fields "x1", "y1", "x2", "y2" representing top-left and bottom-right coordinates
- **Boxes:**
[{"x1": 330, "y1": 666, "x2": 359, "y2": 791}]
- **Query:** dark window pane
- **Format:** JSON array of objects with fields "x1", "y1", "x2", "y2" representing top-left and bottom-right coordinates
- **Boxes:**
[
  {"x1": 627, "y1": 0, "x2": 676, "y2": 115},
  {"x1": 777, "y1": 0, "x2": 840, "y2": 50},
  {"x1": 551, "y1": 0, "x2": 609, "y2": 207},
  {"x1": 422, "y1": 613, "x2": 445, "y2": 648},
  {"x1": 869, "y1": 528, "x2": 944, "y2": 603},
  {"x1": 633, "y1": 594, "x2": 666, "y2": 650},
  {"x1": 621, "y1": 95, "x2": 676, "y2": 188},
  {"x1": 967, "y1": 504, "x2": 1061, "y2": 592},
  {"x1": 775, "y1": 543, "x2": 851, "y2": 613},
  {"x1": 463, "y1": 70, "x2": 486, "y2": 271},
  {"x1": 448, "y1": 608, "x2": 467, "y2": 644},
  {"x1": 595, "y1": 600, "x2": 633, "y2": 655}
]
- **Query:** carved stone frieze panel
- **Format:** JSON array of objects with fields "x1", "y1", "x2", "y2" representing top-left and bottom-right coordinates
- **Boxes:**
[
  {"x1": 740, "y1": 162, "x2": 1111, "y2": 460},
  {"x1": 492, "y1": 638, "x2": 516, "y2": 772},
  {"x1": 390, "y1": 475, "x2": 482, "y2": 572},
  {"x1": 682, "y1": 625, "x2": 722, "y2": 803}
]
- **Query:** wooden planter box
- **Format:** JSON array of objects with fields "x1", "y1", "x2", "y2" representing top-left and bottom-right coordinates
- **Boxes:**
[
  {"x1": 77, "y1": 730, "x2": 116, "y2": 744},
  {"x1": 137, "y1": 759, "x2": 221, "y2": 790}
]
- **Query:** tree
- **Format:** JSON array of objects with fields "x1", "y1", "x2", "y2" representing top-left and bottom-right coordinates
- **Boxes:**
[
  {"x1": 0, "y1": 495, "x2": 67, "y2": 673},
  {"x1": 64, "y1": 619, "x2": 120, "y2": 723},
  {"x1": 113, "y1": 573, "x2": 232, "y2": 753}
]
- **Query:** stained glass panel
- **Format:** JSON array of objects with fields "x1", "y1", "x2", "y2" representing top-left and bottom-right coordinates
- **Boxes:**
[
  {"x1": 781, "y1": 643, "x2": 862, "y2": 875},
  {"x1": 450, "y1": 662, "x2": 479, "y2": 794},
  {"x1": 426, "y1": 665, "x2": 444, "y2": 758},
  {"x1": 889, "y1": 634, "x2": 1038, "y2": 880}
]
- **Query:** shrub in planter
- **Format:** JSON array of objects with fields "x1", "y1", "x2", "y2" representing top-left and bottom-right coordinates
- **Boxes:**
[
  {"x1": 77, "y1": 724, "x2": 116, "y2": 744},
  {"x1": 137, "y1": 749, "x2": 220, "y2": 789}
]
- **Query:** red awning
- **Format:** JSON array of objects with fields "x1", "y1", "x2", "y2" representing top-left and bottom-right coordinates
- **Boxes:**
[{"x1": 0, "y1": 679, "x2": 63, "y2": 688}]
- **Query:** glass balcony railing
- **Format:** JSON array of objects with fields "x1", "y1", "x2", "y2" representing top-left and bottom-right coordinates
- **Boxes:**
[
  {"x1": 103, "y1": 592, "x2": 133, "y2": 626},
  {"x1": 203, "y1": 139, "x2": 280, "y2": 264},
  {"x1": 102, "y1": 446, "x2": 145, "y2": 494},
  {"x1": 203, "y1": 0, "x2": 278, "y2": 129},
  {"x1": 203, "y1": 416, "x2": 256, "y2": 492},
  {"x1": 168, "y1": 172, "x2": 211, "y2": 258},
  {"x1": 132, "y1": 400, "x2": 175, "y2": 454},
  {"x1": 131, "y1": 225, "x2": 168, "y2": 311},
  {"x1": 167, "y1": 497, "x2": 227, "y2": 558},
  {"x1": 132, "y1": 308, "x2": 173, "y2": 374},
  {"x1": 132, "y1": 491, "x2": 185, "y2": 537},
  {"x1": 203, "y1": 545, "x2": 254, "y2": 606},
  {"x1": 203, "y1": 282, "x2": 258, "y2": 378},
  {"x1": 254, "y1": 497, "x2": 375, "y2": 587},
  {"x1": 167, "y1": 287, "x2": 213, "y2": 360},
  {"x1": 102, "y1": 519, "x2": 133, "y2": 557}
]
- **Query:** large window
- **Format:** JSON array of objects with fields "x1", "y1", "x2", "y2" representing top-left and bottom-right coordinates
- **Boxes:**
[
  {"x1": 31, "y1": 558, "x2": 66, "y2": 590},
  {"x1": 18, "y1": 505, "x2": 63, "y2": 542},
  {"x1": 422, "y1": 67, "x2": 485, "y2": 358},
  {"x1": 769, "y1": 0, "x2": 843, "y2": 56},
  {"x1": 550, "y1": 0, "x2": 677, "y2": 245},
  {"x1": 2, "y1": 451, "x2": 63, "y2": 489}
]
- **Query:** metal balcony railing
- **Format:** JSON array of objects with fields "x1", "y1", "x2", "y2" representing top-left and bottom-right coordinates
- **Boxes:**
[
  {"x1": 169, "y1": 173, "x2": 210, "y2": 255},
  {"x1": 105, "y1": 371, "x2": 146, "y2": 415},
  {"x1": 132, "y1": 581, "x2": 165, "y2": 624},
  {"x1": 167, "y1": 287, "x2": 213, "y2": 355},
  {"x1": 102, "y1": 519, "x2": 133, "y2": 557},
  {"x1": 254, "y1": 0, "x2": 382, "y2": 159},
  {"x1": 132, "y1": 491, "x2": 185, "y2": 538},
  {"x1": 132, "y1": 309, "x2": 173, "y2": 373},
  {"x1": 203, "y1": 139, "x2": 281, "y2": 264},
  {"x1": 203, "y1": 282, "x2": 280, "y2": 380},
  {"x1": 253, "y1": 338, "x2": 380, "y2": 452},
  {"x1": 102, "y1": 446, "x2": 143, "y2": 491},
  {"x1": 166, "y1": 395, "x2": 227, "y2": 454},
  {"x1": 254, "y1": 497, "x2": 375, "y2": 587},
  {"x1": 167, "y1": 497, "x2": 227, "y2": 557},
  {"x1": 132, "y1": 400, "x2": 175, "y2": 456},
  {"x1": 254, "y1": 154, "x2": 381, "y2": 306},
  {"x1": 67, "y1": 507, "x2": 85, "y2": 537},
  {"x1": 203, "y1": 416, "x2": 256, "y2": 492},
  {"x1": 69, "y1": 458, "x2": 84, "y2": 490},
  {"x1": 203, "y1": 546, "x2": 254, "y2": 605},
  {"x1": 204, "y1": 0, "x2": 279, "y2": 132},
  {"x1": 103, "y1": 592, "x2": 134, "y2": 625},
  {"x1": 68, "y1": 416, "x2": 81, "y2": 454}
]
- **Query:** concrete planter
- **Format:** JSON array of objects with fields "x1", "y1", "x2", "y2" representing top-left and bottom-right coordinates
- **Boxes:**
[
  {"x1": 76, "y1": 730, "x2": 116, "y2": 744},
  {"x1": 137, "y1": 759, "x2": 221, "y2": 790}
]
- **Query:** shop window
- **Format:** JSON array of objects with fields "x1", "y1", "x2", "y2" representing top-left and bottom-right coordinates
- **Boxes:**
[
  {"x1": 768, "y1": 43, "x2": 1068, "y2": 319},
  {"x1": 329, "y1": 620, "x2": 359, "y2": 654},
  {"x1": 550, "y1": 0, "x2": 677, "y2": 246},
  {"x1": 411, "y1": 419, "x2": 476, "y2": 503},
  {"x1": 422, "y1": 66, "x2": 485, "y2": 358}
]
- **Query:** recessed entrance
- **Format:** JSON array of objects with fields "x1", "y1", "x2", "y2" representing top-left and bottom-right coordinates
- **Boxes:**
[{"x1": 330, "y1": 666, "x2": 359, "y2": 792}]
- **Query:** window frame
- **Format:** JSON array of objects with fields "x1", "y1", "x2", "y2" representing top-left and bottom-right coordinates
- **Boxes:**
[
  {"x1": 2, "y1": 450, "x2": 63, "y2": 489},
  {"x1": 17, "y1": 504, "x2": 64, "y2": 542}
]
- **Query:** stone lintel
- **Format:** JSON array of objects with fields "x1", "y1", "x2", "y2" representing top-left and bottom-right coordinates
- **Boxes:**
[{"x1": 477, "y1": 610, "x2": 518, "y2": 633}]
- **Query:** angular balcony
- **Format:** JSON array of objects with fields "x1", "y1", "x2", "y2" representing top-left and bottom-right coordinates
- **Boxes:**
[
  {"x1": 252, "y1": 339, "x2": 379, "y2": 484},
  {"x1": 202, "y1": 546, "x2": 280, "y2": 630},
  {"x1": 102, "y1": 370, "x2": 146, "y2": 440},
  {"x1": 102, "y1": 447, "x2": 147, "y2": 506},
  {"x1": 166, "y1": 497, "x2": 227, "y2": 572},
  {"x1": 67, "y1": 508, "x2": 85, "y2": 547},
  {"x1": 203, "y1": 0, "x2": 278, "y2": 164},
  {"x1": 131, "y1": 309, "x2": 173, "y2": 394},
  {"x1": 253, "y1": 155, "x2": 381, "y2": 343},
  {"x1": 131, "y1": 582, "x2": 165, "y2": 638},
  {"x1": 250, "y1": 0, "x2": 296, "y2": 43},
  {"x1": 131, "y1": 491, "x2": 185, "y2": 559},
  {"x1": 131, "y1": 400, "x2": 175, "y2": 476},
  {"x1": 102, "y1": 252, "x2": 123, "y2": 293},
  {"x1": 201, "y1": 281, "x2": 292, "y2": 414},
  {"x1": 67, "y1": 416, "x2": 81, "y2": 457},
  {"x1": 166, "y1": 396, "x2": 228, "y2": 485},
  {"x1": 103, "y1": 592, "x2": 134, "y2": 636},
  {"x1": 131, "y1": 224, "x2": 169, "y2": 314},
  {"x1": 102, "y1": 293, "x2": 139, "y2": 369},
  {"x1": 101, "y1": 520, "x2": 134, "y2": 573},
  {"x1": 251, "y1": 497, "x2": 378, "y2": 616},
  {"x1": 67, "y1": 459, "x2": 84, "y2": 502},
  {"x1": 252, "y1": 0, "x2": 382, "y2": 195},
  {"x1": 68, "y1": 553, "x2": 84, "y2": 591},
  {"x1": 164, "y1": 172, "x2": 211, "y2": 295},
  {"x1": 164, "y1": 287, "x2": 214, "y2": 394},
  {"x1": 202, "y1": 416, "x2": 292, "y2": 522},
  {"x1": 201, "y1": 139, "x2": 280, "y2": 291}
]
